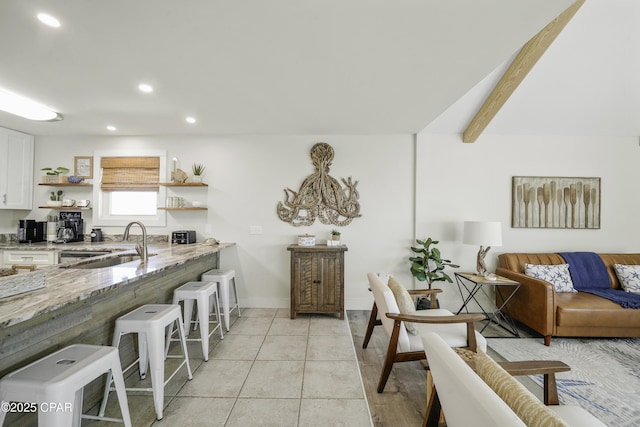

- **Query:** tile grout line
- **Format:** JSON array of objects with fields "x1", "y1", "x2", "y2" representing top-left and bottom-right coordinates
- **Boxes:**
[{"x1": 223, "y1": 310, "x2": 275, "y2": 426}]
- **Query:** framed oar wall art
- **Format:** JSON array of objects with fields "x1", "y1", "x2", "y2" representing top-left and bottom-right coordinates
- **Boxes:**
[{"x1": 512, "y1": 176, "x2": 600, "y2": 229}]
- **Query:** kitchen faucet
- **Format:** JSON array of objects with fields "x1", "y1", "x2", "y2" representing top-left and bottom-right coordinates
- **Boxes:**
[{"x1": 123, "y1": 221, "x2": 148, "y2": 263}]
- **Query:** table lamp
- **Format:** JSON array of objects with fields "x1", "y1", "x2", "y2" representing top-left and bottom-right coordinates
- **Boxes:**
[{"x1": 463, "y1": 221, "x2": 502, "y2": 278}]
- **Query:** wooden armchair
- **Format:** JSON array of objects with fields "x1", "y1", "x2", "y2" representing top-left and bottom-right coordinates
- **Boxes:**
[
  {"x1": 421, "y1": 332, "x2": 606, "y2": 427},
  {"x1": 363, "y1": 286, "x2": 441, "y2": 349},
  {"x1": 365, "y1": 272, "x2": 487, "y2": 393}
]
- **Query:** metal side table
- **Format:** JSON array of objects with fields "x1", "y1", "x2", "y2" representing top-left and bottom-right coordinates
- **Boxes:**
[{"x1": 454, "y1": 272, "x2": 521, "y2": 336}]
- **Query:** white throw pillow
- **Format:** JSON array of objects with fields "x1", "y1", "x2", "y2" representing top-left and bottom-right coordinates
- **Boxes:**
[
  {"x1": 614, "y1": 264, "x2": 640, "y2": 294},
  {"x1": 524, "y1": 264, "x2": 576, "y2": 293},
  {"x1": 387, "y1": 277, "x2": 417, "y2": 334}
]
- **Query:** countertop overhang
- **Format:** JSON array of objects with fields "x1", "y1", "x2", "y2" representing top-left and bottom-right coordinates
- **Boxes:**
[{"x1": 0, "y1": 242, "x2": 234, "y2": 328}]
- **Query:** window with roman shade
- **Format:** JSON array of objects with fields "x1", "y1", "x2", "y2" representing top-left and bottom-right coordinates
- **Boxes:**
[{"x1": 100, "y1": 156, "x2": 160, "y2": 191}]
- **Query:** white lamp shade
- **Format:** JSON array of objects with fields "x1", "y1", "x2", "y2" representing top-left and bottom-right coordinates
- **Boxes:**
[{"x1": 463, "y1": 221, "x2": 502, "y2": 247}]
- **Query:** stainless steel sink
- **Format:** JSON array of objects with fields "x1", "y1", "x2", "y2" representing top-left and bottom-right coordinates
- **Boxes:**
[{"x1": 61, "y1": 253, "x2": 155, "y2": 269}]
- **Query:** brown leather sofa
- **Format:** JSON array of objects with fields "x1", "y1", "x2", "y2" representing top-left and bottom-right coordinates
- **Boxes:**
[{"x1": 495, "y1": 253, "x2": 640, "y2": 345}]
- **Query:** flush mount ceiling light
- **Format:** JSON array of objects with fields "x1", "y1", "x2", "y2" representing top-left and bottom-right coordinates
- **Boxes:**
[
  {"x1": 37, "y1": 13, "x2": 61, "y2": 28},
  {"x1": 138, "y1": 83, "x2": 153, "y2": 93},
  {"x1": 0, "y1": 87, "x2": 62, "y2": 121},
  {"x1": 106, "y1": 125, "x2": 117, "y2": 131},
  {"x1": 185, "y1": 116, "x2": 196, "y2": 124}
]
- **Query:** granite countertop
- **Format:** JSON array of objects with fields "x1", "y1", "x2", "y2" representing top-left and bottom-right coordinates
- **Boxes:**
[
  {"x1": 0, "y1": 239, "x2": 164, "y2": 251},
  {"x1": 0, "y1": 242, "x2": 234, "y2": 328}
]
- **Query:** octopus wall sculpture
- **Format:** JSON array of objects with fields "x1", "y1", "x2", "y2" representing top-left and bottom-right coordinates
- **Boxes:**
[{"x1": 277, "y1": 142, "x2": 362, "y2": 227}]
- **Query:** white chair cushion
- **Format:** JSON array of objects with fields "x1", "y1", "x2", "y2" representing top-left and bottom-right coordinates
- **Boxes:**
[{"x1": 408, "y1": 309, "x2": 487, "y2": 353}]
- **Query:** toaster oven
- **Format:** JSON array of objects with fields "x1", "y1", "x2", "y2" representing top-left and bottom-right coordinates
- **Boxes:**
[{"x1": 172, "y1": 230, "x2": 196, "y2": 244}]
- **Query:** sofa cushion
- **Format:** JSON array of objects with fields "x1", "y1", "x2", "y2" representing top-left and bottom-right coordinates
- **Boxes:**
[
  {"x1": 525, "y1": 263, "x2": 576, "y2": 293},
  {"x1": 555, "y1": 292, "x2": 640, "y2": 327},
  {"x1": 475, "y1": 350, "x2": 568, "y2": 427},
  {"x1": 387, "y1": 276, "x2": 417, "y2": 334},
  {"x1": 614, "y1": 264, "x2": 640, "y2": 294}
]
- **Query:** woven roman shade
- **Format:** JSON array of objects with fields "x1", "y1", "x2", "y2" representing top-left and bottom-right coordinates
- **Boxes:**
[{"x1": 100, "y1": 156, "x2": 160, "y2": 191}]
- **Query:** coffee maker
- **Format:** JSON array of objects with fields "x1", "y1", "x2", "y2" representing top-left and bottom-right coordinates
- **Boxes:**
[
  {"x1": 57, "y1": 211, "x2": 84, "y2": 243},
  {"x1": 18, "y1": 220, "x2": 46, "y2": 243}
]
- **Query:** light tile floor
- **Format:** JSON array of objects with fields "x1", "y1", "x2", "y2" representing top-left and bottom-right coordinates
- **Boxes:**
[{"x1": 89, "y1": 308, "x2": 372, "y2": 426}]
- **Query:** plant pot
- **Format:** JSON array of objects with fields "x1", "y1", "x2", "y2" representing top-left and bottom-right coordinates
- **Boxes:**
[
  {"x1": 416, "y1": 296, "x2": 440, "y2": 310},
  {"x1": 192, "y1": 175, "x2": 203, "y2": 183},
  {"x1": 46, "y1": 200, "x2": 63, "y2": 207},
  {"x1": 42, "y1": 175, "x2": 67, "y2": 184}
]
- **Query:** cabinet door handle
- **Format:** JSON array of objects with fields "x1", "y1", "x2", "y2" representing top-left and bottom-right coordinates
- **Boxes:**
[
  {"x1": 2, "y1": 194, "x2": 6, "y2": 204},
  {"x1": 313, "y1": 280, "x2": 321, "y2": 284}
]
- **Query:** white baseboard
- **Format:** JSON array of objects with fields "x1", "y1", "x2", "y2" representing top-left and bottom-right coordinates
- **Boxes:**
[{"x1": 238, "y1": 297, "x2": 373, "y2": 311}]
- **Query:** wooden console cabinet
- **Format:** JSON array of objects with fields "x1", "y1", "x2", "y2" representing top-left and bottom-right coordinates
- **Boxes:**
[{"x1": 288, "y1": 244, "x2": 347, "y2": 319}]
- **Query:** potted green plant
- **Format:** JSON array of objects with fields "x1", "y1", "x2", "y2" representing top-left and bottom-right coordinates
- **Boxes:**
[
  {"x1": 41, "y1": 166, "x2": 70, "y2": 183},
  {"x1": 191, "y1": 163, "x2": 206, "y2": 183},
  {"x1": 409, "y1": 237, "x2": 459, "y2": 289},
  {"x1": 47, "y1": 190, "x2": 64, "y2": 207},
  {"x1": 329, "y1": 229, "x2": 341, "y2": 246}
]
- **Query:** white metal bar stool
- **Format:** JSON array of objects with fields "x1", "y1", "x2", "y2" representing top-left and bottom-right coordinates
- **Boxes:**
[
  {"x1": 167, "y1": 281, "x2": 224, "y2": 362},
  {"x1": 0, "y1": 344, "x2": 131, "y2": 427},
  {"x1": 99, "y1": 304, "x2": 192, "y2": 421},
  {"x1": 201, "y1": 269, "x2": 241, "y2": 332}
]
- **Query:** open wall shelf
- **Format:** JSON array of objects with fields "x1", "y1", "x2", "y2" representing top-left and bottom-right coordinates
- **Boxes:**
[
  {"x1": 39, "y1": 183, "x2": 92, "y2": 187},
  {"x1": 159, "y1": 182, "x2": 208, "y2": 187},
  {"x1": 158, "y1": 207, "x2": 207, "y2": 211}
]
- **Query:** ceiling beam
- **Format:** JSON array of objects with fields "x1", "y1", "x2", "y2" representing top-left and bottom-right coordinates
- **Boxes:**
[{"x1": 462, "y1": 0, "x2": 585, "y2": 143}]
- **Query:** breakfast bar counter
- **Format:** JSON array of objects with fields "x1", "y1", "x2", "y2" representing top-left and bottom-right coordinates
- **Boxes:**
[{"x1": 0, "y1": 242, "x2": 235, "y2": 379}]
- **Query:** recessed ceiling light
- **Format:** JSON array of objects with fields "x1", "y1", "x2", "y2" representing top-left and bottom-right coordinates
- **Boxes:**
[
  {"x1": 37, "y1": 13, "x2": 61, "y2": 28},
  {"x1": 185, "y1": 116, "x2": 196, "y2": 124},
  {"x1": 106, "y1": 125, "x2": 117, "y2": 131},
  {"x1": 0, "y1": 87, "x2": 62, "y2": 121},
  {"x1": 138, "y1": 83, "x2": 153, "y2": 93}
]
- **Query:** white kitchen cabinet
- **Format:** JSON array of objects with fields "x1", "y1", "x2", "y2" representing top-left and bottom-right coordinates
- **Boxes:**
[
  {"x1": 2, "y1": 250, "x2": 57, "y2": 267},
  {"x1": 0, "y1": 127, "x2": 35, "y2": 210}
]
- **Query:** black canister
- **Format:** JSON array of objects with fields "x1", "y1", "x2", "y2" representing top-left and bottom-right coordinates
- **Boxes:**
[
  {"x1": 90, "y1": 228, "x2": 103, "y2": 242},
  {"x1": 18, "y1": 219, "x2": 36, "y2": 243}
]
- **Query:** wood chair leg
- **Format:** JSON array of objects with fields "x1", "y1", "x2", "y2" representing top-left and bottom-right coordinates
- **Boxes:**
[
  {"x1": 424, "y1": 380, "x2": 442, "y2": 427},
  {"x1": 377, "y1": 320, "x2": 401, "y2": 393},
  {"x1": 544, "y1": 373, "x2": 559, "y2": 405},
  {"x1": 363, "y1": 302, "x2": 380, "y2": 349},
  {"x1": 377, "y1": 350, "x2": 396, "y2": 393}
]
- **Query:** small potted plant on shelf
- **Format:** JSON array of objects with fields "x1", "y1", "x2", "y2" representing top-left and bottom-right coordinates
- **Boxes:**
[
  {"x1": 47, "y1": 190, "x2": 64, "y2": 207},
  {"x1": 41, "y1": 166, "x2": 70, "y2": 183},
  {"x1": 191, "y1": 163, "x2": 206, "y2": 183}
]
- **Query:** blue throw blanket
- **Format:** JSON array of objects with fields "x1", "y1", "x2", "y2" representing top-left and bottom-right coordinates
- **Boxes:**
[{"x1": 559, "y1": 252, "x2": 640, "y2": 309}]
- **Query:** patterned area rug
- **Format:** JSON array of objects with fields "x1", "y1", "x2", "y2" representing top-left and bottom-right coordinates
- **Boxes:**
[{"x1": 488, "y1": 337, "x2": 640, "y2": 427}]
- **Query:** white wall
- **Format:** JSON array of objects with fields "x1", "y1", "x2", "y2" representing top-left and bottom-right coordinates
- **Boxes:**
[
  {"x1": 22, "y1": 134, "x2": 415, "y2": 310},
  {"x1": 416, "y1": 133, "x2": 640, "y2": 310},
  {"x1": 6, "y1": 132, "x2": 639, "y2": 312}
]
